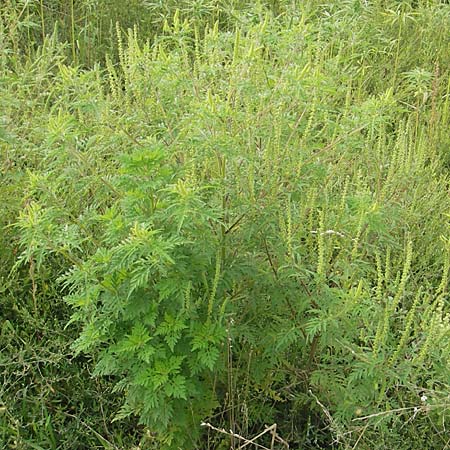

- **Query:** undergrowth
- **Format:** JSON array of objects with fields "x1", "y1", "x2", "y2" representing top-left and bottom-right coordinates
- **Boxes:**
[{"x1": 1, "y1": 1, "x2": 450, "y2": 449}]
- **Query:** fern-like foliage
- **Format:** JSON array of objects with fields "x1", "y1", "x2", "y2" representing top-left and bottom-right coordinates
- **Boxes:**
[{"x1": 60, "y1": 145, "x2": 226, "y2": 448}]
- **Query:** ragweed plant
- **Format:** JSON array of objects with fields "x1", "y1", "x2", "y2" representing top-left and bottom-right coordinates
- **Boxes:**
[
  {"x1": 58, "y1": 146, "x2": 228, "y2": 448},
  {"x1": 4, "y1": 1, "x2": 450, "y2": 449}
]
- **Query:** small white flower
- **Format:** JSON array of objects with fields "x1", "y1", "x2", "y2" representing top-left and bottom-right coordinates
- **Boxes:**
[{"x1": 420, "y1": 395, "x2": 427, "y2": 403}]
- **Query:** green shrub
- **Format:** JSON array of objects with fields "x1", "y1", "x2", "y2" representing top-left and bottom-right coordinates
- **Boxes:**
[{"x1": 3, "y1": 1, "x2": 450, "y2": 449}]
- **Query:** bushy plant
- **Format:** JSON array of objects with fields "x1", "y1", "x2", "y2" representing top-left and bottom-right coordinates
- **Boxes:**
[
  {"x1": 60, "y1": 146, "x2": 229, "y2": 448},
  {"x1": 3, "y1": 0, "x2": 450, "y2": 449}
]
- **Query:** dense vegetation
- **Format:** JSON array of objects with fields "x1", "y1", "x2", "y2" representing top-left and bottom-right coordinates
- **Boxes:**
[{"x1": 1, "y1": 1, "x2": 450, "y2": 449}]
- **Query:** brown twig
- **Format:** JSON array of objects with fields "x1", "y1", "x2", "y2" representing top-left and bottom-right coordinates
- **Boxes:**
[{"x1": 201, "y1": 421, "x2": 289, "y2": 449}]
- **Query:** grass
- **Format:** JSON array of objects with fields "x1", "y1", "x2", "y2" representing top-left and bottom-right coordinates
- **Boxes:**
[{"x1": 1, "y1": 0, "x2": 450, "y2": 448}]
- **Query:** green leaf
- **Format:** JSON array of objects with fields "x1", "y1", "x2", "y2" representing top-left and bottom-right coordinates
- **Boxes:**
[{"x1": 165, "y1": 375, "x2": 187, "y2": 399}]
